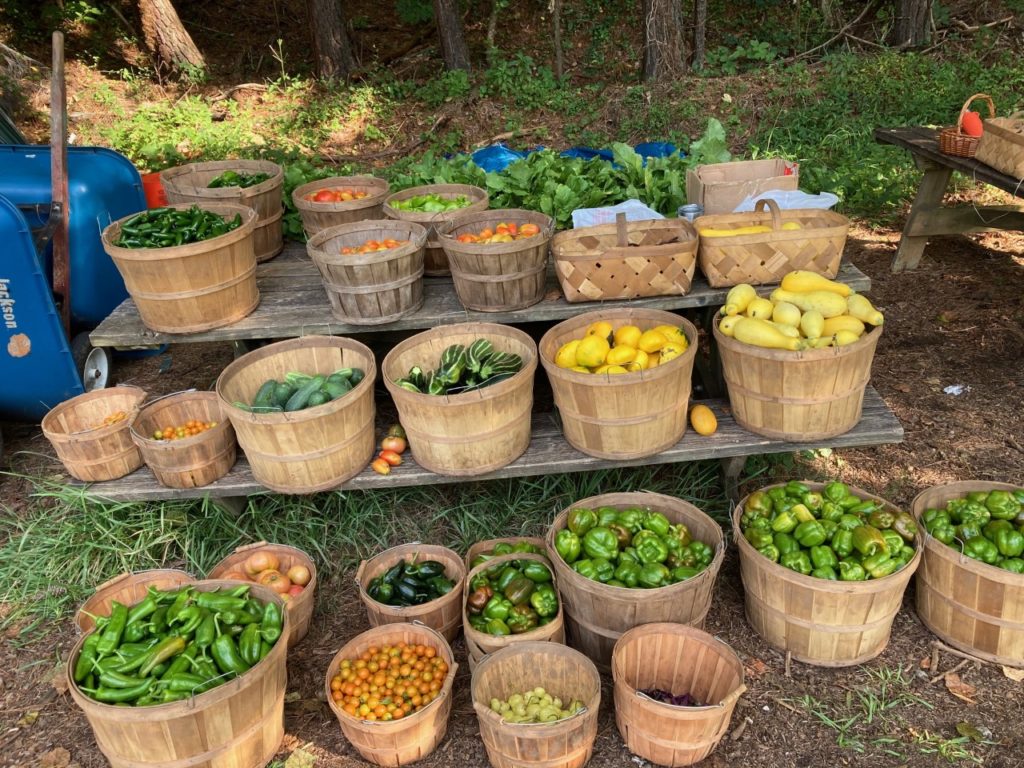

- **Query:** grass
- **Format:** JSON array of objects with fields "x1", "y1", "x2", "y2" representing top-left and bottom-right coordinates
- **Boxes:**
[
  {"x1": 0, "y1": 460, "x2": 729, "y2": 637},
  {"x1": 787, "y1": 665, "x2": 995, "y2": 763}
]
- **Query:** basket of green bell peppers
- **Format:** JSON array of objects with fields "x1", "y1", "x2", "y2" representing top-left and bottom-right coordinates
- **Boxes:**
[
  {"x1": 550, "y1": 504, "x2": 717, "y2": 589},
  {"x1": 465, "y1": 551, "x2": 561, "y2": 640},
  {"x1": 738, "y1": 481, "x2": 919, "y2": 581},
  {"x1": 918, "y1": 487, "x2": 1024, "y2": 573},
  {"x1": 465, "y1": 537, "x2": 545, "y2": 570},
  {"x1": 70, "y1": 581, "x2": 285, "y2": 707}
]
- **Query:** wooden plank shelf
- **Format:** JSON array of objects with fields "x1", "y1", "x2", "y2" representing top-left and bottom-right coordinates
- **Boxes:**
[
  {"x1": 74, "y1": 387, "x2": 901, "y2": 503},
  {"x1": 89, "y1": 245, "x2": 872, "y2": 348}
]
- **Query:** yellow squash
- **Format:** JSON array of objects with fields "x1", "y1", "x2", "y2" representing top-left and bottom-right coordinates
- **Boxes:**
[
  {"x1": 770, "y1": 288, "x2": 847, "y2": 318},
  {"x1": 771, "y1": 301, "x2": 802, "y2": 327},
  {"x1": 799, "y1": 310, "x2": 824, "y2": 339},
  {"x1": 732, "y1": 317, "x2": 803, "y2": 351},
  {"x1": 821, "y1": 315, "x2": 865, "y2": 337},
  {"x1": 718, "y1": 315, "x2": 743, "y2": 337},
  {"x1": 846, "y1": 294, "x2": 885, "y2": 326},
  {"x1": 780, "y1": 270, "x2": 852, "y2": 297},
  {"x1": 689, "y1": 405, "x2": 718, "y2": 436},
  {"x1": 745, "y1": 297, "x2": 775, "y2": 320},
  {"x1": 720, "y1": 283, "x2": 756, "y2": 317}
]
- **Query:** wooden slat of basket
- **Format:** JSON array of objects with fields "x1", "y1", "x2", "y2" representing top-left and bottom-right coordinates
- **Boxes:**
[{"x1": 976, "y1": 112, "x2": 1024, "y2": 181}]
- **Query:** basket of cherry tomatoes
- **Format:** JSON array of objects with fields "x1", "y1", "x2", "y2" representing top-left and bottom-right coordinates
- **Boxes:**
[
  {"x1": 292, "y1": 175, "x2": 390, "y2": 237},
  {"x1": 208, "y1": 542, "x2": 317, "y2": 647}
]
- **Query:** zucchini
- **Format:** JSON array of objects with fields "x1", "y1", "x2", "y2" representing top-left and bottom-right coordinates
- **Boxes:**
[
  {"x1": 306, "y1": 390, "x2": 329, "y2": 408},
  {"x1": 252, "y1": 380, "x2": 277, "y2": 409},
  {"x1": 285, "y1": 375, "x2": 325, "y2": 411},
  {"x1": 349, "y1": 369, "x2": 365, "y2": 386},
  {"x1": 272, "y1": 382, "x2": 295, "y2": 407},
  {"x1": 324, "y1": 379, "x2": 353, "y2": 399},
  {"x1": 466, "y1": 339, "x2": 494, "y2": 374}
]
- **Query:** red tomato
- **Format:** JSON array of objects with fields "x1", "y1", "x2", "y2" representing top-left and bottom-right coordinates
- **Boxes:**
[
  {"x1": 381, "y1": 435, "x2": 407, "y2": 454},
  {"x1": 371, "y1": 458, "x2": 391, "y2": 475},
  {"x1": 518, "y1": 223, "x2": 540, "y2": 238},
  {"x1": 287, "y1": 584, "x2": 305, "y2": 597},
  {"x1": 379, "y1": 449, "x2": 403, "y2": 466},
  {"x1": 313, "y1": 189, "x2": 336, "y2": 202}
]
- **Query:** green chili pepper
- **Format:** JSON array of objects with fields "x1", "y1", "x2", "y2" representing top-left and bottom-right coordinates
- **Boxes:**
[
  {"x1": 196, "y1": 593, "x2": 248, "y2": 612},
  {"x1": 140, "y1": 636, "x2": 187, "y2": 677},
  {"x1": 260, "y1": 602, "x2": 282, "y2": 644},
  {"x1": 239, "y1": 624, "x2": 262, "y2": 666},
  {"x1": 123, "y1": 621, "x2": 148, "y2": 643},
  {"x1": 97, "y1": 602, "x2": 129, "y2": 657},
  {"x1": 73, "y1": 634, "x2": 101, "y2": 683},
  {"x1": 84, "y1": 679, "x2": 154, "y2": 703},
  {"x1": 211, "y1": 635, "x2": 250, "y2": 676},
  {"x1": 99, "y1": 670, "x2": 149, "y2": 689},
  {"x1": 127, "y1": 595, "x2": 158, "y2": 626}
]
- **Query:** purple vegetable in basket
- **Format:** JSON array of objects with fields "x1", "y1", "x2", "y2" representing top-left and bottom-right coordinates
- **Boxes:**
[{"x1": 639, "y1": 688, "x2": 703, "y2": 707}]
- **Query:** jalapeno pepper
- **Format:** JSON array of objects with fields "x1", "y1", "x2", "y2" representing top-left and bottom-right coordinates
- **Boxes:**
[
  {"x1": 96, "y1": 602, "x2": 128, "y2": 657},
  {"x1": 73, "y1": 634, "x2": 101, "y2": 682},
  {"x1": 260, "y1": 602, "x2": 283, "y2": 644},
  {"x1": 239, "y1": 624, "x2": 263, "y2": 666},
  {"x1": 211, "y1": 635, "x2": 250, "y2": 676},
  {"x1": 140, "y1": 636, "x2": 187, "y2": 678},
  {"x1": 83, "y1": 678, "x2": 154, "y2": 703}
]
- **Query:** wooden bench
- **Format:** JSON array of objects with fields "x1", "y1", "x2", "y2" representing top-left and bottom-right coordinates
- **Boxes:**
[
  {"x1": 874, "y1": 126, "x2": 1024, "y2": 272},
  {"x1": 82, "y1": 244, "x2": 900, "y2": 505}
]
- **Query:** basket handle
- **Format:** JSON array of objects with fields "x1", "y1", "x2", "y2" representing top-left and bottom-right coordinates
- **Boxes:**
[
  {"x1": 615, "y1": 212, "x2": 628, "y2": 247},
  {"x1": 233, "y1": 540, "x2": 270, "y2": 554},
  {"x1": 956, "y1": 93, "x2": 996, "y2": 133},
  {"x1": 92, "y1": 572, "x2": 132, "y2": 593},
  {"x1": 753, "y1": 198, "x2": 783, "y2": 230},
  {"x1": 719, "y1": 683, "x2": 748, "y2": 709}
]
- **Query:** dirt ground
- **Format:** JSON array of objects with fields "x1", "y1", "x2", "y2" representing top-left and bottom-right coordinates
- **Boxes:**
[{"x1": 1, "y1": 223, "x2": 1023, "y2": 768}]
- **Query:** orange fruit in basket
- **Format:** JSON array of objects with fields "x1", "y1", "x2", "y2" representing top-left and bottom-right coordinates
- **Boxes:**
[{"x1": 962, "y1": 110, "x2": 984, "y2": 137}]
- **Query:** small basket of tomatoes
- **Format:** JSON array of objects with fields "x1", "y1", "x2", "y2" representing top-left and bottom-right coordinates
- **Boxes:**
[
  {"x1": 208, "y1": 542, "x2": 317, "y2": 647},
  {"x1": 437, "y1": 209, "x2": 554, "y2": 313},
  {"x1": 292, "y1": 176, "x2": 390, "y2": 238}
]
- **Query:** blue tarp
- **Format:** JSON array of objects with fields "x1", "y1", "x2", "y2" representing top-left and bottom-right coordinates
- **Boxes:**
[{"x1": 469, "y1": 141, "x2": 681, "y2": 173}]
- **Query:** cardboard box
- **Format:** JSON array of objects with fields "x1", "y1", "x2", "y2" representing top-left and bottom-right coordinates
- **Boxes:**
[{"x1": 685, "y1": 158, "x2": 799, "y2": 215}]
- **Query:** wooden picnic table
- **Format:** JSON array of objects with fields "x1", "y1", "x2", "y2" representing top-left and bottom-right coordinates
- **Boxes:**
[{"x1": 874, "y1": 126, "x2": 1024, "y2": 272}]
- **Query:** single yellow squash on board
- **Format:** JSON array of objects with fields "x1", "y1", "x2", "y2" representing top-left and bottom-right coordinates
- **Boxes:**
[{"x1": 690, "y1": 404, "x2": 718, "y2": 436}]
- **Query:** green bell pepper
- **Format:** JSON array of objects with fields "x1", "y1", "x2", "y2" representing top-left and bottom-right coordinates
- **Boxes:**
[
  {"x1": 596, "y1": 507, "x2": 620, "y2": 527},
  {"x1": 785, "y1": 480, "x2": 811, "y2": 496},
  {"x1": 757, "y1": 544, "x2": 780, "y2": 563},
  {"x1": 963, "y1": 536, "x2": 999, "y2": 565},
  {"x1": 619, "y1": 546, "x2": 640, "y2": 564},
  {"x1": 862, "y1": 552, "x2": 898, "y2": 579},
  {"x1": 838, "y1": 560, "x2": 866, "y2": 581},
  {"x1": 492, "y1": 543, "x2": 515, "y2": 556},
  {"x1": 819, "y1": 519, "x2": 838, "y2": 540},
  {"x1": 957, "y1": 521, "x2": 983, "y2": 542},
  {"x1": 555, "y1": 530, "x2": 581, "y2": 563},
  {"x1": 686, "y1": 541, "x2": 714, "y2": 567},
  {"x1": 468, "y1": 613, "x2": 488, "y2": 632},
  {"x1": 767, "y1": 487, "x2": 787, "y2": 504},
  {"x1": 591, "y1": 557, "x2": 615, "y2": 582},
  {"x1": 615, "y1": 508, "x2": 645, "y2": 533},
  {"x1": 922, "y1": 508, "x2": 949, "y2": 527},
  {"x1": 572, "y1": 558, "x2": 596, "y2": 579},
  {"x1": 809, "y1": 545, "x2": 838, "y2": 570},
  {"x1": 811, "y1": 566, "x2": 838, "y2": 580},
  {"x1": 868, "y1": 509, "x2": 895, "y2": 530},
  {"x1": 486, "y1": 618, "x2": 511, "y2": 635},
  {"x1": 504, "y1": 576, "x2": 535, "y2": 606},
  {"x1": 984, "y1": 519, "x2": 1013, "y2": 537},
  {"x1": 830, "y1": 528, "x2": 854, "y2": 558},
  {"x1": 794, "y1": 520, "x2": 827, "y2": 548},
  {"x1": 790, "y1": 504, "x2": 816, "y2": 524},
  {"x1": 668, "y1": 523, "x2": 693, "y2": 549},
  {"x1": 614, "y1": 561, "x2": 642, "y2": 588},
  {"x1": 1000, "y1": 558, "x2": 1024, "y2": 574},
  {"x1": 994, "y1": 528, "x2": 1024, "y2": 558},
  {"x1": 745, "y1": 527, "x2": 775, "y2": 550},
  {"x1": 642, "y1": 511, "x2": 671, "y2": 537},
  {"x1": 927, "y1": 519, "x2": 956, "y2": 546},
  {"x1": 986, "y1": 491, "x2": 1021, "y2": 521},
  {"x1": 483, "y1": 595, "x2": 513, "y2": 621},
  {"x1": 774, "y1": 532, "x2": 800, "y2": 556},
  {"x1": 959, "y1": 502, "x2": 991, "y2": 525},
  {"x1": 819, "y1": 501, "x2": 844, "y2": 522},
  {"x1": 852, "y1": 525, "x2": 888, "y2": 557},
  {"x1": 507, "y1": 605, "x2": 539, "y2": 634},
  {"x1": 771, "y1": 510, "x2": 798, "y2": 534},
  {"x1": 836, "y1": 513, "x2": 862, "y2": 531},
  {"x1": 567, "y1": 508, "x2": 598, "y2": 536},
  {"x1": 495, "y1": 566, "x2": 521, "y2": 593},
  {"x1": 582, "y1": 527, "x2": 619, "y2": 560},
  {"x1": 522, "y1": 562, "x2": 552, "y2": 583},
  {"x1": 634, "y1": 532, "x2": 669, "y2": 564},
  {"x1": 670, "y1": 566, "x2": 702, "y2": 582},
  {"x1": 824, "y1": 481, "x2": 850, "y2": 503},
  {"x1": 638, "y1": 563, "x2": 671, "y2": 588},
  {"x1": 745, "y1": 490, "x2": 772, "y2": 517},
  {"x1": 880, "y1": 529, "x2": 905, "y2": 556},
  {"x1": 608, "y1": 523, "x2": 633, "y2": 548},
  {"x1": 529, "y1": 584, "x2": 558, "y2": 616},
  {"x1": 780, "y1": 550, "x2": 813, "y2": 576},
  {"x1": 893, "y1": 512, "x2": 918, "y2": 542},
  {"x1": 802, "y1": 491, "x2": 824, "y2": 512}
]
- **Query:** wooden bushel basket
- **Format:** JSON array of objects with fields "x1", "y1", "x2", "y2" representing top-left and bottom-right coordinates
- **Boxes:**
[
  {"x1": 75, "y1": 569, "x2": 194, "y2": 633},
  {"x1": 42, "y1": 386, "x2": 146, "y2": 482},
  {"x1": 733, "y1": 482, "x2": 920, "y2": 667},
  {"x1": 539, "y1": 309, "x2": 698, "y2": 460},
  {"x1": 695, "y1": 198, "x2": 849, "y2": 287},
  {"x1": 714, "y1": 318, "x2": 880, "y2": 441},
  {"x1": 292, "y1": 175, "x2": 390, "y2": 237},
  {"x1": 463, "y1": 552, "x2": 566, "y2": 671},
  {"x1": 911, "y1": 481, "x2": 1024, "y2": 667},
  {"x1": 382, "y1": 322, "x2": 538, "y2": 476},
  {"x1": 465, "y1": 537, "x2": 546, "y2": 569},
  {"x1": 544, "y1": 492, "x2": 725, "y2": 670},
  {"x1": 161, "y1": 159, "x2": 284, "y2": 262},
  {"x1": 306, "y1": 220, "x2": 427, "y2": 325},
  {"x1": 612, "y1": 623, "x2": 747, "y2": 767},
  {"x1": 471, "y1": 642, "x2": 601, "y2": 768},
  {"x1": 356, "y1": 543, "x2": 467, "y2": 642},
  {"x1": 209, "y1": 541, "x2": 318, "y2": 648},
  {"x1": 325, "y1": 623, "x2": 457, "y2": 767},
  {"x1": 215, "y1": 335, "x2": 376, "y2": 494},
  {"x1": 130, "y1": 390, "x2": 236, "y2": 489},
  {"x1": 975, "y1": 111, "x2": 1024, "y2": 181},
  {"x1": 383, "y1": 184, "x2": 489, "y2": 276},
  {"x1": 437, "y1": 209, "x2": 554, "y2": 312},
  {"x1": 101, "y1": 203, "x2": 260, "y2": 334},
  {"x1": 67, "y1": 580, "x2": 289, "y2": 768},
  {"x1": 551, "y1": 213, "x2": 698, "y2": 303}
]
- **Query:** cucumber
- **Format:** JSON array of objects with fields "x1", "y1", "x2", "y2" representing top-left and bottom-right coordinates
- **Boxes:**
[
  {"x1": 284, "y1": 371, "x2": 314, "y2": 388},
  {"x1": 306, "y1": 390, "x2": 329, "y2": 408},
  {"x1": 285, "y1": 375, "x2": 325, "y2": 411},
  {"x1": 324, "y1": 379, "x2": 353, "y2": 399},
  {"x1": 272, "y1": 382, "x2": 295, "y2": 407},
  {"x1": 329, "y1": 368, "x2": 354, "y2": 381},
  {"x1": 349, "y1": 368, "x2": 365, "y2": 386},
  {"x1": 253, "y1": 380, "x2": 277, "y2": 409}
]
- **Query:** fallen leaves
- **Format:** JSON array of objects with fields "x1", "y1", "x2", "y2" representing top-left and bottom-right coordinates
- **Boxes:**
[
  {"x1": 17, "y1": 710, "x2": 39, "y2": 726},
  {"x1": 1002, "y1": 665, "x2": 1024, "y2": 682},
  {"x1": 283, "y1": 747, "x2": 316, "y2": 768},
  {"x1": 944, "y1": 672, "x2": 977, "y2": 705},
  {"x1": 40, "y1": 748, "x2": 71, "y2": 768},
  {"x1": 744, "y1": 658, "x2": 768, "y2": 678}
]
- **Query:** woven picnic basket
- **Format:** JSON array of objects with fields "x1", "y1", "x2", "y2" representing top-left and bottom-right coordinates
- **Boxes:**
[
  {"x1": 939, "y1": 93, "x2": 994, "y2": 158},
  {"x1": 551, "y1": 213, "x2": 697, "y2": 303},
  {"x1": 695, "y1": 199, "x2": 849, "y2": 288},
  {"x1": 975, "y1": 111, "x2": 1024, "y2": 181}
]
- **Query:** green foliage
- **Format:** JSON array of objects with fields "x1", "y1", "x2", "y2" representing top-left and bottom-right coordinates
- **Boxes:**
[
  {"x1": 704, "y1": 40, "x2": 779, "y2": 75},
  {"x1": 419, "y1": 70, "x2": 472, "y2": 108},
  {"x1": 482, "y1": 54, "x2": 563, "y2": 111},
  {"x1": 395, "y1": 0, "x2": 433, "y2": 24}
]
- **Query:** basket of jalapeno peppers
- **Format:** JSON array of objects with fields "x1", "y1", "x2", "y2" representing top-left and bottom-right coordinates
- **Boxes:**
[
  {"x1": 911, "y1": 481, "x2": 1024, "y2": 668},
  {"x1": 734, "y1": 480, "x2": 921, "y2": 667},
  {"x1": 67, "y1": 580, "x2": 288, "y2": 768},
  {"x1": 463, "y1": 549, "x2": 565, "y2": 670},
  {"x1": 545, "y1": 492, "x2": 725, "y2": 670},
  {"x1": 357, "y1": 544, "x2": 466, "y2": 642}
]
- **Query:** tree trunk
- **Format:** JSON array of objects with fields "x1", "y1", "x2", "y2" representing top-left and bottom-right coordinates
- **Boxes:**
[
  {"x1": 433, "y1": 0, "x2": 471, "y2": 70},
  {"x1": 137, "y1": 0, "x2": 205, "y2": 75},
  {"x1": 691, "y1": 0, "x2": 707, "y2": 70},
  {"x1": 306, "y1": 0, "x2": 355, "y2": 79},
  {"x1": 893, "y1": 0, "x2": 932, "y2": 46},
  {"x1": 642, "y1": 0, "x2": 686, "y2": 82},
  {"x1": 552, "y1": 0, "x2": 564, "y2": 79}
]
